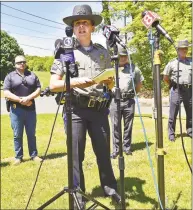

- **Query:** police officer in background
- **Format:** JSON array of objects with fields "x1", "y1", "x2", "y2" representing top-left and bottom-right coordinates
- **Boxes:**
[
  {"x1": 49, "y1": 4, "x2": 119, "y2": 207},
  {"x1": 163, "y1": 39, "x2": 192, "y2": 141},
  {"x1": 110, "y1": 47, "x2": 144, "y2": 159}
]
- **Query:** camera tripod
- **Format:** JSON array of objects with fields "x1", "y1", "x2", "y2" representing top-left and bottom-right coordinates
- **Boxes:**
[{"x1": 37, "y1": 186, "x2": 110, "y2": 210}]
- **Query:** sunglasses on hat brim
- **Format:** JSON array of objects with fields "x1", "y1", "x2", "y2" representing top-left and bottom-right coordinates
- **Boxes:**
[{"x1": 16, "y1": 61, "x2": 26, "y2": 64}]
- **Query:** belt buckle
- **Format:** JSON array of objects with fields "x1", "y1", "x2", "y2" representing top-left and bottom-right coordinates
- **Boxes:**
[
  {"x1": 96, "y1": 97, "x2": 103, "y2": 110},
  {"x1": 122, "y1": 93, "x2": 126, "y2": 99},
  {"x1": 88, "y1": 96, "x2": 96, "y2": 108}
]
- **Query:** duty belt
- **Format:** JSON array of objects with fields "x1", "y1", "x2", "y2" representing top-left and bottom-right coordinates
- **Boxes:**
[
  {"x1": 10, "y1": 102, "x2": 35, "y2": 110},
  {"x1": 121, "y1": 92, "x2": 134, "y2": 99},
  {"x1": 179, "y1": 84, "x2": 192, "y2": 88},
  {"x1": 171, "y1": 81, "x2": 192, "y2": 89},
  {"x1": 71, "y1": 94, "x2": 111, "y2": 111}
]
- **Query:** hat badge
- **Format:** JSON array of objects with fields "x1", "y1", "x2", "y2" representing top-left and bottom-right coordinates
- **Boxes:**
[{"x1": 77, "y1": 8, "x2": 86, "y2": 15}]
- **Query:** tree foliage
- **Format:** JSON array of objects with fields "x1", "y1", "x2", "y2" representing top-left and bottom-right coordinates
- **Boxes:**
[
  {"x1": 101, "y1": 1, "x2": 192, "y2": 93},
  {"x1": 0, "y1": 30, "x2": 24, "y2": 81},
  {"x1": 26, "y1": 55, "x2": 54, "y2": 72}
]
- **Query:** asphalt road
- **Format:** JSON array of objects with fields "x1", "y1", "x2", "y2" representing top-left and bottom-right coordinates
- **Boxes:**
[{"x1": 1, "y1": 96, "x2": 186, "y2": 117}]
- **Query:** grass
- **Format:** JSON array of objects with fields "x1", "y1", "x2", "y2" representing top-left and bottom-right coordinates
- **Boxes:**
[
  {"x1": 33, "y1": 71, "x2": 50, "y2": 89},
  {"x1": 1, "y1": 114, "x2": 191, "y2": 209}
]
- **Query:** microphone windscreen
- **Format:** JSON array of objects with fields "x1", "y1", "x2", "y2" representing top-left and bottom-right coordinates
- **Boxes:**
[
  {"x1": 66, "y1": 26, "x2": 73, "y2": 37},
  {"x1": 141, "y1": 11, "x2": 147, "y2": 18},
  {"x1": 55, "y1": 39, "x2": 63, "y2": 48}
]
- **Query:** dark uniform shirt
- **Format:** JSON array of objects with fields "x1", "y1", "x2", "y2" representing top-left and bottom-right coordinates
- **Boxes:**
[
  {"x1": 3, "y1": 69, "x2": 41, "y2": 109},
  {"x1": 163, "y1": 57, "x2": 192, "y2": 84},
  {"x1": 50, "y1": 42, "x2": 111, "y2": 96}
]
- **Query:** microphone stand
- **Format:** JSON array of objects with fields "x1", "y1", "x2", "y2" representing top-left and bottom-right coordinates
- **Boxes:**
[
  {"x1": 153, "y1": 31, "x2": 165, "y2": 209},
  {"x1": 148, "y1": 30, "x2": 158, "y2": 152},
  {"x1": 111, "y1": 43, "x2": 125, "y2": 209}
]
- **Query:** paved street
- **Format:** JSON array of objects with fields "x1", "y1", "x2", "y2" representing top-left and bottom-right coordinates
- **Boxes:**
[{"x1": 1, "y1": 96, "x2": 186, "y2": 117}]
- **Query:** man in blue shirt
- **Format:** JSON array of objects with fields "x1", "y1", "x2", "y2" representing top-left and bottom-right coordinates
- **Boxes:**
[{"x1": 3, "y1": 55, "x2": 42, "y2": 165}]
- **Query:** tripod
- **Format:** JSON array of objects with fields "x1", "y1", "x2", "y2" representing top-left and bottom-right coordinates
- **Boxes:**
[
  {"x1": 110, "y1": 43, "x2": 126, "y2": 209},
  {"x1": 37, "y1": 54, "x2": 111, "y2": 210}
]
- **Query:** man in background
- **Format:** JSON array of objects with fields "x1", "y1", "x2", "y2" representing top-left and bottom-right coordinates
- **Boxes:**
[
  {"x1": 3, "y1": 55, "x2": 42, "y2": 165},
  {"x1": 163, "y1": 39, "x2": 192, "y2": 141},
  {"x1": 110, "y1": 47, "x2": 144, "y2": 159}
]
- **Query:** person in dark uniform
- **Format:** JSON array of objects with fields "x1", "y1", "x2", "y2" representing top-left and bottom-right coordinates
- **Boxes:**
[
  {"x1": 110, "y1": 47, "x2": 144, "y2": 158},
  {"x1": 3, "y1": 55, "x2": 42, "y2": 165},
  {"x1": 163, "y1": 39, "x2": 192, "y2": 141},
  {"x1": 49, "y1": 4, "x2": 119, "y2": 206}
]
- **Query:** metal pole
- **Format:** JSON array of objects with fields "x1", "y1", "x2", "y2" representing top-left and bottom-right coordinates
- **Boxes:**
[
  {"x1": 124, "y1": 10, "x2": 127, "y2": 44},
  {"x1": 112, "y1": 44, "x2": 125, "y2": 209},
  {"x1": 65, "y1": 62, "x2": 74, "y2": 209},
  {"x1": 153, "y1": 33, "x2": 165, "y2": 209}
]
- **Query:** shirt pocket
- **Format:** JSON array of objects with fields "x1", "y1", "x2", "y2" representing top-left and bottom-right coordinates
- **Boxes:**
[{"x1": 78, "y1": 62, "x2": 86, "y2": 77}]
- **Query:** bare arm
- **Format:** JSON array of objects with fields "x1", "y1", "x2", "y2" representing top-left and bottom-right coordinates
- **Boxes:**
[
  {"x1": 4, "y1": 90, "x2": 21, "y2": 103},
  {"x1": 27, "y1": 87, "x2": 41, "y2": 100},
  {"x1": 135, "y1": 82, "x2": 142, "y2": 93},
  {"x1": 19, "y1": 87, "x2": 41, "y2": 105},
  {"x1": 49, "y1": 74, "x2": 96, "y2": 92},
  {"x1": 163, "y1": 75, "x2": 170, "y2": 86},
  {"x1": 4, "y1": 88, "x2": 41, "y2": 106}
]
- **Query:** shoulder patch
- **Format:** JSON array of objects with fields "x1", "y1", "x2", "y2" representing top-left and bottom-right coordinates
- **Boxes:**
[{"x1": 93, "y1": 43, "x2": 106, "y2": 50}]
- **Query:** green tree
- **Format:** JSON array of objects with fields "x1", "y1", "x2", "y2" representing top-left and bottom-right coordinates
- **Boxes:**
[
  {"x1": 0, "y1": 30, "x2": 24, "y2": 81},
  {"x1": 101, "y1": 1, "x2": 192, "y2": 95},
  {"x1": 26, "y1": 55, "x2": 54, "y2": 72}
]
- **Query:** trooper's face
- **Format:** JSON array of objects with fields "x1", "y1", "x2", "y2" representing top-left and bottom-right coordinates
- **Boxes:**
[
  {"x1": 73, "y1": 19, "x2": 95, "y2": 42},
  {"x1": 178, "y1": 47, "x2": 188, "y2": 59},
  {"x1": 119, "y1": 55, "x2": 129, "y2": 67}
]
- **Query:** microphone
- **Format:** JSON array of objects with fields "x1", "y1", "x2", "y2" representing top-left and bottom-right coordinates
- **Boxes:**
[
  {"x1": 103, "y1": 25, "x2": 126, "y2": 48},
  {"x1": 54, "y1": 27, "x2": 78, "y2": 77},
  {"x1": 142, "y1": 11, "x2": 174, "y2": 44}
]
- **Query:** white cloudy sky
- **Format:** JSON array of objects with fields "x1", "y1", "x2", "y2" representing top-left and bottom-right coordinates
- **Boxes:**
[{"x1": 1, "y1": 1, "x2": 126, "y2": 57}]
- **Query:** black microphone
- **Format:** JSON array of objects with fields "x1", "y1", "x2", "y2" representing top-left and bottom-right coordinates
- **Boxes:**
[
  {"x1": 103, "y1": 25, "x2": 126, "y2": 48},
  {"x1": 66, "y1": 26, "x2": 73, "y2": 37},
  {"x1": 142, "y1": 11, "x2": 174, "y2": 44}
]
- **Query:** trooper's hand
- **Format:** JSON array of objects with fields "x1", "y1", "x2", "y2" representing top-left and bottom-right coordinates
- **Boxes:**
[
  {"x1": 71, "y1": 77, "x2": 95, "y2": 88},
  {"x1": 100, "y1": 77, "x2": 115, "y2": 89}
]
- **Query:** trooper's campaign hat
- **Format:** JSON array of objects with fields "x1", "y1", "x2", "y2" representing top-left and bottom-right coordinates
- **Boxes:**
[
  {"x1": 63, "y1": 4, "x2": 102, "y2": 26},
  {"x1": 119, "y1": 47, "x2": 128, "y2": 56},
  {"x1": 177, "y1": 39, "x2": 191, "y2": 48}
]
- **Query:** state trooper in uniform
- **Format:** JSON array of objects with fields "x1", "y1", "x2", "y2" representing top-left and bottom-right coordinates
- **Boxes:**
[
  {"x1": 110, "y1": 47, "x2": 144, "y2": 158},
  {"x1": 163, "y1": 39, "x2": 192, "y2": 141},
  {"x1": 49, "y1": 4, "x2": 119, "y2": 207}
]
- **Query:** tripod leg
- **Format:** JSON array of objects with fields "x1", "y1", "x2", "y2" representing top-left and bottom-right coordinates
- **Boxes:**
[
  {"x1": 77, "y1": 189, "x2": 110, "y2": 210},
  {"x1": 72, "y1": 192, "x2": 82, "y2": 210},
  {"x1": 37, "y1": 188, "x2": 67, "y2": 210}
]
